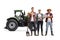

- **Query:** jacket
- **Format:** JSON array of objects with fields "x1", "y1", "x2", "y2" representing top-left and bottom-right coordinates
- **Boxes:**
[{"x1": 45, "y1": 13, "x2": 53, "y2": 22}]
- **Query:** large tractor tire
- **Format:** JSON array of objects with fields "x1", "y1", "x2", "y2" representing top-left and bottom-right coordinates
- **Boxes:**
[{"x1": 6, "y1": 19, "x2": 18, "y2": 31}]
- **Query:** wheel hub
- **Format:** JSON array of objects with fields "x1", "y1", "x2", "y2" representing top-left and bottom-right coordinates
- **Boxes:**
[{"x1": 9, "y1": 22, "x2": 16, "y2": 29}]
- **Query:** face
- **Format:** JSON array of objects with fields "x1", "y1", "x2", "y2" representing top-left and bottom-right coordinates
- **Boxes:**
[
  {"x1": 47, "y1": 10, "x2": 51, "y2": 13},
  {"x1": 38, "y1": 10, "x2": 41, "y2": 13},
  {"x1": 31, "y1": 7, "x2": 34, "y2": 12}
]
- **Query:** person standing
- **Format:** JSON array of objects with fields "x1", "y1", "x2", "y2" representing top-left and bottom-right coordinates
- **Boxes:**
[
  {"x1": 36, "y1": 9, "x2": 44, "y2": 36},
  {"x1": 45, "y1": 9, "x2": 54, "y2": 36},
  {"x1": 27, "y1": 7, "x2": 36, "y2": 36}
]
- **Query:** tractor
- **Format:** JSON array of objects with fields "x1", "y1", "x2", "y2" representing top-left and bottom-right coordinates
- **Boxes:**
[{"x1": 5, "y1": 10, "x2": 28, "y2": 31}]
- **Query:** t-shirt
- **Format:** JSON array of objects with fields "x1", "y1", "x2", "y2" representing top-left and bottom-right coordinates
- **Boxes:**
[
  {"x1": 31, "y1": 12, "x2": 35, "y2": 22},
  {"x1": 48, "y1": 14, "x2": 51, "y2": 22},
  {"x1": 37, "y1": 13, "x2": 43, "y2": 21},
  {"x1": 46, "y1": 14, "x2": 51, "y2": 22}
]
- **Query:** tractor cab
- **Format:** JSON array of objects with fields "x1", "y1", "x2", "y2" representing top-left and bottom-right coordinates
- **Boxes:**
[
  {"x1": 14, "y1": 10, "x2": 25, "y2": 20},
  {"x1": 14, "y1": 10, "x2": 25, "y2": 26}
]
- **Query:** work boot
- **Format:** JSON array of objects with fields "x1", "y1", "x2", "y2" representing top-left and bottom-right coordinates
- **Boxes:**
[
  {"x1": 41, "y1": 34, "x2": 43, "y2": 36},
  {"x1": 31, "y1": 31, "x2": 32, "y2": 36},
  {"x1": 41, "y1": 32, "x2": 43, "y2": 36},
  {"x1": 36, "y1": 32, "x2": 39, "y2": 36},
  {"x1": 34, "y1": 31, "x2": 37, "y2": 36},
  {"x1": 51, "y1": 31, "x2": 54, "y2": 36},
  {"x1": 45, "y1": 31, "x2": 47, "y2": 36}
]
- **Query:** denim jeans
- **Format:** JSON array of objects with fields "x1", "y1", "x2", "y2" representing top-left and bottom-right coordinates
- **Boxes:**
[{"x1": 46, "y1": 22, "x2": 53, "y2": 32}]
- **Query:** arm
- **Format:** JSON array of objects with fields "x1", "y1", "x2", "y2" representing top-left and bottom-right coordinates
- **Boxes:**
[
  {"x1": 45, "y1": 13, "x2": 53, "y2": 18},
  {"x1": 42, "y1": 14, "x2": 45, "y2": 19},
  {"x1": 47, "y1": 14, "x2": 53, "y2": 18},
  {"x1": 48, "y1": 16, "x2": 53, "y2": 18},
  {"x1": 27, "y1": 13, "x2": 30, "y2": 18}
]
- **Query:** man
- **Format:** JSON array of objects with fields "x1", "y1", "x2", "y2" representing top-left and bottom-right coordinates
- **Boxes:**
[
  {"x1": 45, "y1": 9, "x2": 54, "y2": 36},
  {"x1": 36, "y1": 9, "x2": 44, "y2": 36},
  {"x1": 27, "y1": 7, "x2": 36, "y2": 36}
]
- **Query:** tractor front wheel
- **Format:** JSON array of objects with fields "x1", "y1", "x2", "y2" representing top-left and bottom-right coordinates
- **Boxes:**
[{"x1": 6, "y1": 19, "x2": 18, "y2": 31}]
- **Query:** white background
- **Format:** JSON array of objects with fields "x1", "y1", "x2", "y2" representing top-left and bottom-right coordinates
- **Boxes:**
[{"x1": 0, "y1": 0, "x2": 60, "y2": 40}]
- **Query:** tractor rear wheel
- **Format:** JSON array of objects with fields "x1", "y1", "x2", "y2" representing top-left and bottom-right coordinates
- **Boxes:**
[{"x1": 6, "y1": 19, "x2": 18, "y2": 31}]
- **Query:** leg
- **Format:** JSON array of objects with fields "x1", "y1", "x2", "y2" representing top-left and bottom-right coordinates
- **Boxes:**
[
  {"x1": 50, "y1": 22, "x2": 54, "y2": 36},
  {"x1": 37, "y1": 22, "x2": 40, "y2": 35},
  {"x1": 30, "y1": 22, "x2": 33, "y2": 36},
  {"x1": 45, "y1": 22, "x2": 49, "y2": 36},
  {"x1": 33, "y1": 22, "x2": 36, "y2": 36},
  {"x1": 41, "y1": 21, "x2": 43, "y2": 36}
]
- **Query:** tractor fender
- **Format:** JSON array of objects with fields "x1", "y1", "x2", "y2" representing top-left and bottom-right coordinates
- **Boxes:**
[{"x1": 7, "y1": 17, "x2": 19, "y2": 23}]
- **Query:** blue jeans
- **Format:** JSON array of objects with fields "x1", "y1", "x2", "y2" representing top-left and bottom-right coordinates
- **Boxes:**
[{"x1": 46, "y1": 22, "x2": 53, "y2": 32}]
